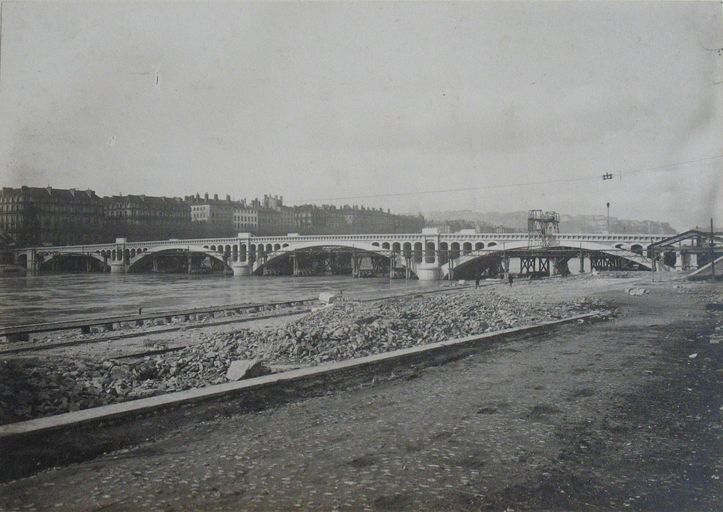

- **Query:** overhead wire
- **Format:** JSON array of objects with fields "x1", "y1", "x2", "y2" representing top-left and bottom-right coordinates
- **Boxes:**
[{"x1": 286, "y1": 154, "x2": 723, "y2": 204}]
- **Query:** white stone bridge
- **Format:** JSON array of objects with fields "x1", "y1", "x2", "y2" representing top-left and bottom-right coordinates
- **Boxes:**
[{"x1": 12, "y1": 230, "x2": 676, "y2": 280}]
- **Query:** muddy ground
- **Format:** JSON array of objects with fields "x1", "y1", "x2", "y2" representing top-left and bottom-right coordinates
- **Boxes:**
[{"x1": 0, "y1": 275, "x2": 720, "y2": 511}]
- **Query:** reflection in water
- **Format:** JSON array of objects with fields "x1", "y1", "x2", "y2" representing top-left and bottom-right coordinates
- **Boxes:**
[{"x1": 0, "y1": 273, "x2": 437, "y2": 327}]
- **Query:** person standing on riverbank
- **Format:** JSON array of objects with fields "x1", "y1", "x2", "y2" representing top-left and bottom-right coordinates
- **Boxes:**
[{"x1": 508, "y1": 273, "x2": 513, "y2": 287}]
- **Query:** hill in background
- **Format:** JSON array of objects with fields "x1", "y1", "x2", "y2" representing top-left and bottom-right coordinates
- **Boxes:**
[{"x1": 425, "y1": 210, "x2": 677, "y2": 234}]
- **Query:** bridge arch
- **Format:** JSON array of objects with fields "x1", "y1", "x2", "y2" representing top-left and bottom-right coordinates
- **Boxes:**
[
  {"x1": 36, "y1": 251, "x2": 108, "y2": 271},
  {"x1": 251, "y1": 240, "x2": 414, "y2": 275},
  {"x1": 126, "y1": 245, "x2": 232, "y2": 272},
  {"x1": 440, "y1": 239, "x2": 655, "y2": 279}
]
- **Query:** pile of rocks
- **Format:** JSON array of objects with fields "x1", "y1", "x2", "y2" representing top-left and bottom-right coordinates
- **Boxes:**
[
  {"x1": 0, "y1": 357, "x2": 160, "y2": 424},
  {"x1": 0, "y1": 290, "x2": 608, "y2": 424}
]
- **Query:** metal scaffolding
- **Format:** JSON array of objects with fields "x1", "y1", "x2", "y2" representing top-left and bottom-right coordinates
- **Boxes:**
[{"x1": 527, "y1": 210, "x2": 560, "y2": 248}]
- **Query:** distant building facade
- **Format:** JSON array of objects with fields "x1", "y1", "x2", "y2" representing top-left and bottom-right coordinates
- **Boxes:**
[
  {"x1": 1, "y1": 185, "x2": 426, "y2": 247},
  {"x1": 186, "y1": 193, "x2": 236, "y2": 224},
  {"x1": 255, "y1": 195, "x2": 296, "y2": 235},
  {"x1": 185, "y1": 193, "x2": 241, "y2": 237},
  {"x1": 103, "y1": 194, "x2": 190, "y2": 241},
  {"x1": 0, "y1": 186, "x2": 104, "y2": 246},
  {"x1": 294, "y1": 204, "x2": 424, "y2": 235},
  {"x1": 233, "y1": 203, "x2": 259, "y2": 233}
]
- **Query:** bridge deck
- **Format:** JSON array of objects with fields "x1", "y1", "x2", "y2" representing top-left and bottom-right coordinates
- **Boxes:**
[{"x1": 14, "y1": 232, "x2": 668, "y2": 253}]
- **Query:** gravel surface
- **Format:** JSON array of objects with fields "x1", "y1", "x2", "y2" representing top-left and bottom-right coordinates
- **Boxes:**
[{"x1": 0, "y1": 286, "x2": 608, "y2": 425}]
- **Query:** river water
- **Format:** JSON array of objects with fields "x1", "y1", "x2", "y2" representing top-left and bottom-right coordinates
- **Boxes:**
[{"x1": 0, "y1": 273, "x2": 440, "y2": 327}]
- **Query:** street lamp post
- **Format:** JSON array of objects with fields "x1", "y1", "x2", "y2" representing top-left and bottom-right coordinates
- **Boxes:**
[{"x1": 606, "y1": 202, "x2": 610, "y2": 233}]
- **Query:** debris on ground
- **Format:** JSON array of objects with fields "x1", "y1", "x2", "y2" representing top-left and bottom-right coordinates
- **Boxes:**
[
  {"x1": 627, "y1": 287, "x2": 649, "y2": 296},
  {"x1": 0, "y1": 289, "x2": 608, "y2": 424}
]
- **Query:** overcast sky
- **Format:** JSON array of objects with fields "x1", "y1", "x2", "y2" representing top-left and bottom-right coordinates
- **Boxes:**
[{"x1": 0, "y1": 1, "x2": 721, "y2": 230}]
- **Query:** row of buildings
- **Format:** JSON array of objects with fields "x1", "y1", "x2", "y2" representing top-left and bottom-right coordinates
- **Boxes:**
[{"x1": 0, "y1": 186, "x2": 425, "y2": 247}]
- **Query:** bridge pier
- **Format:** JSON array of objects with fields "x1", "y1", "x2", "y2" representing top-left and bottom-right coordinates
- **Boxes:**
[
  {"x1": 673, "y1": 250, "x2": 700, "y2": 272},
  {"x1": 674, "y1": 250, "x2": 683, "y2": 271},
  {"x1": 232, "y1": 262, "x2": 251, "y2": 276},
  {"x1": 110, "y1": 238, "x2": 128, "y2": 273},
  {"x1": 688, "y1": 253, "x2": 698, "y2": 270},
  {"x1": 110, "y1": 261, "x2": 127, "y2": 273},
  {"x1": 415, "y1": 262, "x2": 442, "y2": 281},
  {"x1": 26, "y1": 249, "x2": 38, "y2": 274}
]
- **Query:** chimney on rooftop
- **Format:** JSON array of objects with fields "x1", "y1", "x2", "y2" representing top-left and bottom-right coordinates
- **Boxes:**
[{"x1": 204, "y1": 193, "x2": 209, "y2": 201}]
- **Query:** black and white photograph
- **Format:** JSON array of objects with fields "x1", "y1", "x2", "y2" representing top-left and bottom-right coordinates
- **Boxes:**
[{"x1": 0, "y1": 0, "x2": 721, "y2": 510}]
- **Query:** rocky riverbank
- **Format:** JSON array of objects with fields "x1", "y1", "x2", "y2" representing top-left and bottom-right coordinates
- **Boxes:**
[{"x1": 0, "y1": 289, "x2": 610, "y2": 424}]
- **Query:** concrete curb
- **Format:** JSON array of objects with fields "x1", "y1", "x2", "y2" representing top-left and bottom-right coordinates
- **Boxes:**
[{"x1": 0, "y1": 311, "x2": 599, "y2": 482}]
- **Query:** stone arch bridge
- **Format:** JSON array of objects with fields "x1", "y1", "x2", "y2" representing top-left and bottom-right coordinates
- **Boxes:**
[{"x1": 13, "y1": 231, "x2": 671, "y2": 280}]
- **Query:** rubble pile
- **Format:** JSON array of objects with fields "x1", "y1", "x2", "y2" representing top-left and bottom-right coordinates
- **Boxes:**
[
  {"x1": 0, "y1": 357, "x2": 158, "y2": 424},
  {"x1": 0, "y1": 291, "x2": 608, "y2": 424}
]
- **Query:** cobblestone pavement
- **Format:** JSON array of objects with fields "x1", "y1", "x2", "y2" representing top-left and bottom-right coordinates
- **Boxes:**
[{"x1": 1, "y1": 279, "x2": 720, "y2": 511}]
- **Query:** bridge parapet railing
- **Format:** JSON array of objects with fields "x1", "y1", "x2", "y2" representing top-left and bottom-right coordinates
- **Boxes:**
[
  {"x1": 555, "y1": 233, "x2": 667, "y2": 242},
  {"x1": 142, "y1": 238, "x2": 241, "y2": 246},
  {"x1": 31, "y1": 244, "x2": 117, "y2": 253},
  {"x1": 252, "y1": 234, "x2": 425, "y2": 244}
]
